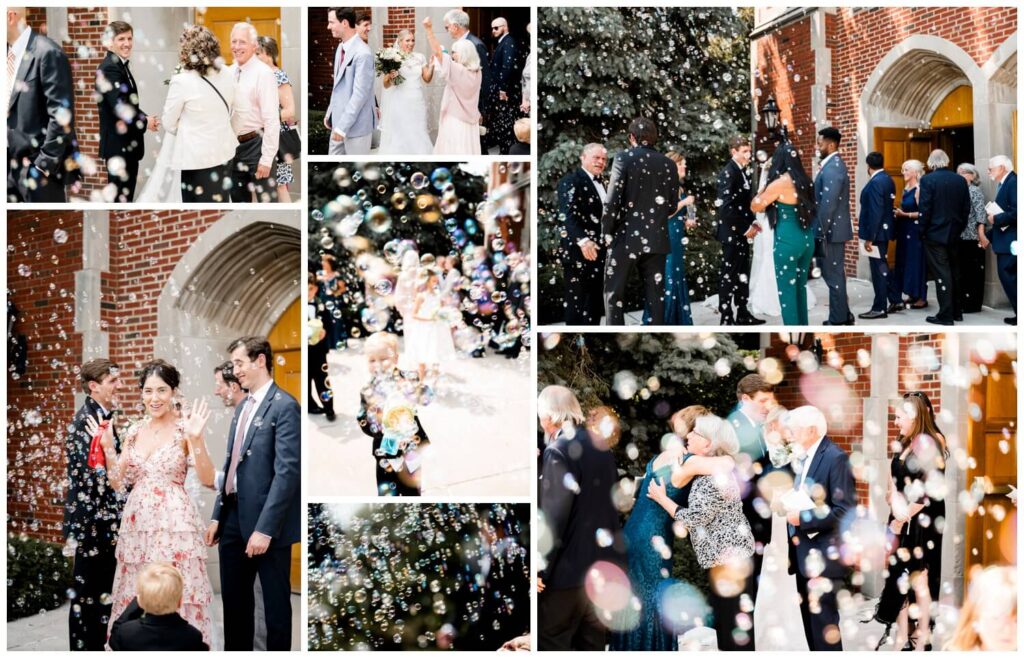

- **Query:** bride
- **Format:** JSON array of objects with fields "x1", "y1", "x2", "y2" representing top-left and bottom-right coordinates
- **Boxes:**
[
  {"x1": 378, "y1": 30, "x2": 435, "y2": 155},
  {"x1": 748, "y1": 151, "x2": 817, "y2": 317}
]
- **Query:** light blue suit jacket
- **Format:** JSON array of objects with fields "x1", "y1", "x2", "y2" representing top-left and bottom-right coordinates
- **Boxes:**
[
  {"x1": 328, "y1": 37, "x2": 377, "y2": 138},
  {"x1": 813, "y1": 153, "x2": 853, "y2": 243}
]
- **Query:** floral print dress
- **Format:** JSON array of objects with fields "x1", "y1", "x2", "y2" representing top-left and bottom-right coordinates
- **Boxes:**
[{"x1": 106, "y1": 420, "x2": 212, "y2": 649}]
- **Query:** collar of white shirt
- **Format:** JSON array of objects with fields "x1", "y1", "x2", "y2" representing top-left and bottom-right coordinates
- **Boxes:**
[
  {"x1": 10, "y1": 26, "x2": 31, "y2": 61},
  {"x1": 798, "y1": 435, "x2": 825, "y2": 487},
  {"x1": 247, "y1": 378, "x2": 275, "y2": 410}
]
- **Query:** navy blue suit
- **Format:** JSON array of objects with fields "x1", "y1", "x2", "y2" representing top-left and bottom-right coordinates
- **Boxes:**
[
  {"x1": 919, "y1": 168, "x2": 971, "y2": 322},
  {"x1": 787, "y1": 437, "x2": 856, "y2": 650},
  {"x1": 858, "y1": 171, "x2": 900, "y2": 312},
  {"x1": 991, "y1": 171, "x2": 1017, "y2": 315},
  {"x1": 213, "y1": 381, "x2": 300, "y2": 650}
]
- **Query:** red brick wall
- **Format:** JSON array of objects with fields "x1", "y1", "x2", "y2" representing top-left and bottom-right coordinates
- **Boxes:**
[
  {"x1": 7, "y1": 212, "x2": 86, "y2": 542},
  {"x1": 766, "y1": 332, "x2": 945, "y2": 502},
  {"x1": 382, "y1": 7, "x2": 416, "y2": 46},
  {"x1": 309, "y1": 6, "x2": 372, "y2": 112},
  {"x1": 753, "y1": 6, "x2": 1018, "y2": 275},
  {"x1": 7, "y1": 211, "x2": 226, "y2": 542}
]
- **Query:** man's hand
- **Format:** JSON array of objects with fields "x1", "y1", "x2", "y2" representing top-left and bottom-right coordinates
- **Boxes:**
[
  {"x1": 864, "y1": 240, "x2": 873, "y2": 253},
  {"x1": 519, "y1": 100, "x2": 529, "y2": 114},
  {"x1": 500, "y1": 636, "x2": 530, "y2": 651},
  {"x1": 787, "y1": 511, "x2": 801, "y2": 527},
  {"x1": 579, "y1": 239, "x2": 598, "y2": 261},
  {"x1": 743, "y1": 225, "x2": 760, "y2": 239},
  {"x1": 536, "y1": 577, "x2": 545, "y2": 593},
  {"x1": 245, "y1": 531, "x2": 272, "y2": 557},
  {"x1": 146, "y1": 115, "x2": 159, "y2": 132},
  {"x1": 499, "y1": 90, "x2": 508, "y2": 102},
  {"x1": 322, "y1": 114, "x2": 331, "y2": 130},
  {"x1": 256, "y1": 164, "x2": 271, "y2": 179},
  {"x1": 204, "y1": 521, "x2": 220, "y2": 547},
  {"x1": 330, "y1": 131, "x2": 345, "y2": 143}
]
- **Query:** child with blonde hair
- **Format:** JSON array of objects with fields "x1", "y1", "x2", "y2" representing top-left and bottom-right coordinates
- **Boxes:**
[{"x1": 108, "y1": 562, "x2": 207, "y2": 650}]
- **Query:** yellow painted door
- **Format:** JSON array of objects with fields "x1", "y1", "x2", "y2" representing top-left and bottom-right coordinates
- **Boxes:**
[
  {"x1": 965, "y1": 351, "x2": 1017, "y2": 582},
  {"x1": 267, "y1": 296, "x2": 302, "y2": 593},
  {"x1": 874, "y1": 127, "x2": 936, "y2": 268},
  {"x1": 197, "y1": 7, "x2": 282, "y2": 66}
]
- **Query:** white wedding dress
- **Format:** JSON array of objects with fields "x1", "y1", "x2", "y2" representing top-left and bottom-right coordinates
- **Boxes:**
[
  {"x1": 379, "y1": 53, "x2": 434, "y2": 155},
  {"x1": 136, "y1": 131, "x2": 183, "y2": 203}
]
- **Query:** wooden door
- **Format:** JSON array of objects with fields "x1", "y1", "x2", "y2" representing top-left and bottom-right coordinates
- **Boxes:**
[
  {"x1": 874, "y1": 127, "x2": 936, "y2": 267},
  {"x1": 965, "y1": 352, "x2": 1017, "y2": 581},
  {"x1": 197, "y1": 7, "x2": 282, "y2": 66},
  {"x1": 267, "y1": 297, "x2": 302, "y2": 593}
]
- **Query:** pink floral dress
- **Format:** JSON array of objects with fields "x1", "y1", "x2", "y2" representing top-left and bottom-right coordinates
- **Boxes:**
[{"x1": 106, "y1": 420, "x2": 212, "y2": 649}]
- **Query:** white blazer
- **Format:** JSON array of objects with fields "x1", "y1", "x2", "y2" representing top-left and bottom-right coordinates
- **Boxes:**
[{"x1": 162, "y1": 67, "x2": 238, "y2": 171}]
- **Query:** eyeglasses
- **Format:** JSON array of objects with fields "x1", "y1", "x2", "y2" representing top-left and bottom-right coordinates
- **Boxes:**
[{"x1": 491, "y1": 26, "x2": 502, "y2": 30}]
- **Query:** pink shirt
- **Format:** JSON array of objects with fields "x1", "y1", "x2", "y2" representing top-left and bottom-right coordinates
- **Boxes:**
[{"x1": 437, "y1": 52, "x2": 481, "y2": 125}]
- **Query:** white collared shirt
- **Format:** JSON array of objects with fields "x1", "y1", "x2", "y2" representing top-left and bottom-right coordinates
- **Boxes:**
[
  {"x1": 240, "y1": 377, "x2": 274, "y2": 440},
  {"x1": 585, "y1": 168, "x2": 607, "y2": 204},
  {"x1": 8, "y1": 27, "x2": 32, "y2": 95},
  {"x1": 868, "y1": 168, "x2": 884, "y2": 180},
  {"x1": 229, "y1": 55, "x2": 280, "y2": 168},
  {"x1": 797, "y1": 435, "x2": 825, "y2": 490}
]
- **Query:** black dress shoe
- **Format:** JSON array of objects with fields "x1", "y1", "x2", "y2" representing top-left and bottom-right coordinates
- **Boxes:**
[
  {"x1": 954, "y1": 314, "x2": 963, "y2": 321},
  {"x1": 858, "y1": 310, "x2": 888, "y2": 319},
  {"x1": 823, "y1": 318, "x2": 856, "y2": 326},
  {"x1": 737, "y1": 316, "x2": 767, "y2": 326},
  {"x1": 1005, "y1": 316, "x2": 1018, "y2": 325},
  {"x1": 926, "y1": 315, "x2": 954, "y2": 326},
  {"x1": 325, "y1": 412, "x2": 337, "y2": 422},
  {"x1": 887, "y1": 303, "x2": 904, "y2": 313}
]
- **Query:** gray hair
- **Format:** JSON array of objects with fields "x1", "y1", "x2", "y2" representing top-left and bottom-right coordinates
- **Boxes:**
[
  {"x1": 927, "y1": 149, "x2": 950, "y2": 170},
  {"x1": 902, "y1": 159, "x2": 924, "y2": 176},
  {"x1": 989, "y1": 154, "x2": 1014, "y2": 173},
  {"x1": 581, "y1": 143, "x2": 606, "y2": 159},
  {"x1": 765, "y1": 404, "x2": 789, "y2": 426},
  {"x1": 231, "y1": 22, "x2": 258, "y2": 43},
  {"x1": 693, "y1": 414, "x2": 739, "y2": 457},
  {"x1": 956, "y1": 162, "x2": 981, "y2": 185},
  {"x1": 784, "y1": 405, "x2": 828, "y2": 439},
  {"x1": 537, "y1": 385, "x2": 585, "y2": 426},
  {"x1": 450, "y1": 39, "x2": 481, "y2": 72},
  {"x1": 443, "y1": 9, "x2": 470, "y2": 29},
  {"x1": 492, "y1": 17, "x2": 508, "y2": 28}
]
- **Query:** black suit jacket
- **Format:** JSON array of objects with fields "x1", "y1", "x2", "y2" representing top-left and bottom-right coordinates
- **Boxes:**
[
  {"x1": 491, "y1": 35, "x2": 523, "y2": 104},
  {"x1": 109, "y1": 599, "x2": 208, "y2": 651},
  {"x1": 787, "y1": 437, "x2": 857, "y2": 580},
  {"x1": 63, "y1": 396, "x2": 122, "y2": 552},
  {"x1": 601, "y1": 145, "x2": 678, "y2": 255},
  {"x1": 918, "y1": 168, "x2": 971, "y2": 244},
  {"x1": 96, "y1": 51, "x2": 147, "y2": 161},
  {"x1": 991, "y1": 171, "x2": 1017, "y2": 255},
  {"x1": 715, "y1": 159, "x2": 755, "y2": 244},
  {"x1": 465, "y1": 32, "x2": 492, "y2": 113},
  {"x1": 212, "y1": 382, "x2": 301, "y2": 546},
  {"x1": 7, "y1": 29, "x2": 78, "y2": 179},
  {"x1": 539, "y1": 425, "x2": 623, "y2": 590},
  {"x1": 557, "y1": 167, "x2": 605, "y2": 262}
]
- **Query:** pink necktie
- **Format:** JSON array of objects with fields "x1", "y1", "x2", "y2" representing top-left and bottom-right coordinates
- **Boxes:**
[
  {"x1": 225, "y1": 395, "x2": 255, "y2": 494},
  {"x1": 6, "y1": 47, "x2": 16, "y2": 116}
]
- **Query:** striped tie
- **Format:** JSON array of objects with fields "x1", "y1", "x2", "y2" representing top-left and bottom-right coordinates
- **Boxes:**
[{"x1": 6, "y1": 47, "x2": 16, "y2": 116}]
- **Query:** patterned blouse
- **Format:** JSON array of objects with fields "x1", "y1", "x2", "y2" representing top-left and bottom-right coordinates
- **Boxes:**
[
  {"x1": 673, "y1": 472, "x2": 755, "y2": 568},
  {"x1": 960, "y1": 184, "x2": 987, "y2": 240}
]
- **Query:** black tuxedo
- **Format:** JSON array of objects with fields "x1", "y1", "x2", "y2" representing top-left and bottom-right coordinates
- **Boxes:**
[
  {"x1": 213, "y1": 381, "x2": 300, "y2": 651},
  {"x1": 601, "y1": 145, "x2": 678, "y2": 325},
  {"x1": 715, "y1": 158, "x2": 757, "y2": 323},
  {"x1": 7, "y1": 29, "x2": 79, "y2": 202},
  {"x1": 96, "y1": 51, "x2": 148, "y2": 202},
  {"x1": 64, "y1": 396, "x2": 122, "y2": 651},
  {"x1": 490, "y1": 34, "x2": 525, "y2": 154},
  {"x1": 787, "y1": 437, "x2": 857, "y2": 650},
  {"x1": 108, "y1": 598, "x2": 208, "y2": 651},
  {"x1": 557, "y1": 167, "x2": 606, "y2": 324},
  {"x1": 919, "y1": 168, "x2": 971, "y2": 322},
  {"x1": 539, "y1": 425, "x2": 623, "y2": 650}
]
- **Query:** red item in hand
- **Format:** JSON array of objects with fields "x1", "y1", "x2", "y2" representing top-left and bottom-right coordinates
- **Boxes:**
[{"x1": 87, "y1": 421, "x2": 109, "y2": 470}]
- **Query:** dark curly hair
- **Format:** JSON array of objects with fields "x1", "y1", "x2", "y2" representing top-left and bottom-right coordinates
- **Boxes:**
[
  {"x1": 178, "y1": 25, "x2": 222, "y2": 74},
  {"x1": 138, "y1": 359, "x2": 181, "y2": 390}
]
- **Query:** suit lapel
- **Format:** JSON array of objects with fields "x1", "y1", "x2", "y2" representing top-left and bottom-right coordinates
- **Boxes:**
[
  {"x1": 9, "y1": 32, "x2": 35, "y2": 113},
  {"x1": 805, "y1": 438, "x2": 830, "y2": 489},
  {"x1": 239, "y1": 383, "x2": 277, "y2": 463}
]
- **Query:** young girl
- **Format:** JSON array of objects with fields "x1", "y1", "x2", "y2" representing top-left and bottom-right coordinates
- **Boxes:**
[
  {"x1": 404, "y1": 264, "x2": 456, "y2": 382},
  {"x1": 357, "y1": 332, "x2": 430, "y2": 496}
]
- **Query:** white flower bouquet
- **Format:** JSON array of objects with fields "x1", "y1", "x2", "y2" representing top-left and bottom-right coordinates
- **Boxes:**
[{"x1": 375, "y1": 47, "x2": 406, "y2": 85}]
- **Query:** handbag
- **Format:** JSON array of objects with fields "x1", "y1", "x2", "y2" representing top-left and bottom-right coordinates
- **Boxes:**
[{"x1": 278, "y1": 125, "x2": 302, "y2": 162}]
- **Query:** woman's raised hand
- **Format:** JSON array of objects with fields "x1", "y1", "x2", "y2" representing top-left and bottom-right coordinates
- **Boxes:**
[{"x1": 183, "y1": 397, "x2": 211, "y2": 441}]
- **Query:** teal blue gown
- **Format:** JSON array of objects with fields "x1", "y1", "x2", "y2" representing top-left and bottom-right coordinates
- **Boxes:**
[{"x1": 610, "y1": 458, "x2": 693, "y2": 651}]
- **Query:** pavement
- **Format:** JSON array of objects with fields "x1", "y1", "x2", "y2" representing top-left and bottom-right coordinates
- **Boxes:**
[
  {"x1": 6, "y1": 594, "x2": 303, "y2": 651},
  {"x1": 555, "y1": 276, "x2": 1010, "y2": 326},
  {"x1": 308, "y1": 337, "x2": 533, "y2": 497}
]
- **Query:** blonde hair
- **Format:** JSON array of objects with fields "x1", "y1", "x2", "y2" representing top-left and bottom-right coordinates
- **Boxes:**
[
  {"x1": 669, "y1": 404, "x2": 709, "y2": 436},
  {"x1": 514, "y1": 118, "x2": 530, "y2": 143},
  {"x1": 537, "y1": 385, "x2": 585, "y2": 426},
  {"x1": 693, "y1": 414, "x2": 739, "y2": 456},
  {"x1": 450, "y1": 39, "x2": 481, "y2": 72},
  {"x1": 946, "y1": 565, "x2": 1017, "y2": 650},
  {"x1": 393, "y1": 28, "x2": 413, "y2": 50},
  {"x1": 902, "y1": 159, "x2": 924, "y2": 177},
  {"x1": 136, "y1": 562, "x2": 184, "y2": 615},
  {"x1": 364, "y1": 332, "x2": 399, "y2": 359}
]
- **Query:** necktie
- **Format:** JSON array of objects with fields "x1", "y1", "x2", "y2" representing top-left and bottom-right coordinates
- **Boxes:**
[
  {"x1": 6, "y1": 47, "x2": 16, "y2": 116},
  {"x1": 225, "y1": 395, "x2": 255, "y2": 494},
  {"x1": 122, "y1": 59, "x2": 136, "y2": 91}
]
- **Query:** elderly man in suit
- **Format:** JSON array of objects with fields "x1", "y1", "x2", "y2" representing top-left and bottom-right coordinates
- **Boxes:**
[
  {"x1": 715, "y1": 135, "x2": 765, "y2": 325},
  {"x1": 538, "y1": 385, "x2": 623, "y2": 650},
  {"x1": 919, "y1": 149, "x2": 971, "y2": 326},
  {"x1": 557, "y1": 143, "x2": 607, "y2": 325},
  {"x1": 858, "y1": 151, "x2": 901, "y2": 319},
  {"x1": 325, "y1": 7, "x2": 376, "y2": 156},
  {"x1": 443, "y1": 9, "x2": 491, "y2": 150},
  {"x1": 814, "y1": 127, "x2": 855, "y2": 325},
  {"x1": 602, "y1": 117, "x2": 679, "y2": 325},
  {"x1": 986, "y1": 154, "x2": 1017, "y2": 325},
  {"x1": 783, "y1": 406, "x2": 857, "y2": 651},
  {"x1": 206, "y1": 337, "x2": 300, "y2": 651},
  {"x1": 96, "y1": 20, "x2": 158, "y2": 202},
  {"x1": 6, "y1": 6, "x2": 78, "y2": 202}
]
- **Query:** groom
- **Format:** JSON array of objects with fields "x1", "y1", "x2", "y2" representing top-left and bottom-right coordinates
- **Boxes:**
[
  {"x1": 601, "y1": 117, "x2": 678, "y2": 325},
  {"x1": 64, "y1": 359, "x2": 124, "y2": 651},
  {"x1": 814, "y1": 127, "x2": 855, "y2": 325},
  {"x1": 207, "y1": 337, "x2": 300, "y2": 650},
  {"x1": 325, "y1": 7, "x2": 376, "y2": 156},
  {"x1": 715, "y1": 135, "x2": 765, "y2": 325},
  {"x1": 96, "y1": 20, "x2": 158, "y2": 202}
]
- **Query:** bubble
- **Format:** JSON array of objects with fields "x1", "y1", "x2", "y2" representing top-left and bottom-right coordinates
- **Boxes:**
[
  {"x1": 374, "y1": 280, "x2": 394, "y2": 296},
  {"x1": 17, "y1": 264, "x2": 31, "y2": 277},
  {"x1": 53, "y1": 229, "x2": 69, "y2": 244},
  {"x1": 312, "y1": 209, "x2": 325, "y2": 221},
  {"x1": 430, "y1": 167, "x2": 452, "y2": 190},
  {"x1": 366, "y1": 206, "x2": 392, "y2": 233},
  {"x1": 410, "y1": 172, "x2": 429, "y2": 189},
  {"x1": 584, "y1": 561, "x2": 631, "y2": 612}
]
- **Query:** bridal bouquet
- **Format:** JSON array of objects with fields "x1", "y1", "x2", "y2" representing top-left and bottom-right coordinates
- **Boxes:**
[{"x1": 375, "y1": 47, "x2": 406, "y2": 85}]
